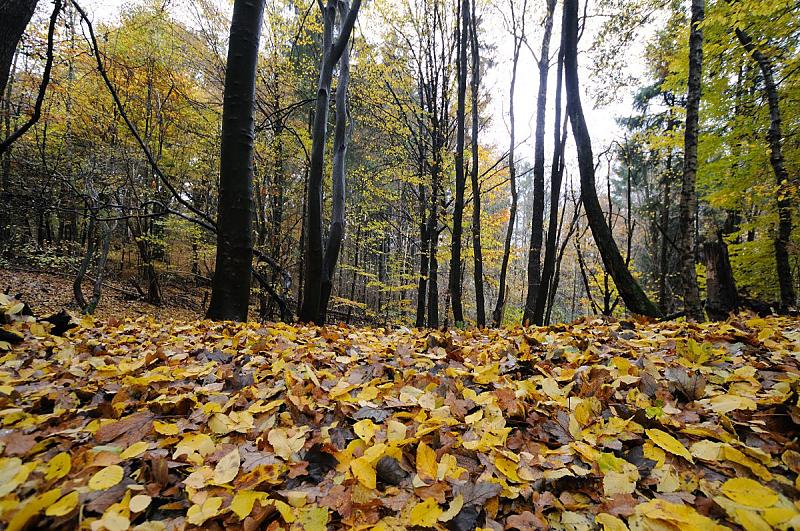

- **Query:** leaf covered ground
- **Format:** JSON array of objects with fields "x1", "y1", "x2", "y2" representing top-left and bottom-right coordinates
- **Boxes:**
[{"x1": 1, "y1": 296, "x2": 800, "y2": 530}]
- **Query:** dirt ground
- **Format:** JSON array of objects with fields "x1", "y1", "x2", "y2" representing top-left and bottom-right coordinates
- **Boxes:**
[{"x1": 0, "y1": 267, "x2": 205, "y2": 321}]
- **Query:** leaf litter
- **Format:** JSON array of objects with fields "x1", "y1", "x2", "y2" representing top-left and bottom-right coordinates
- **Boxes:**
[{"x1": 1, "y1": 293, "x2": 800, "y2": 529}]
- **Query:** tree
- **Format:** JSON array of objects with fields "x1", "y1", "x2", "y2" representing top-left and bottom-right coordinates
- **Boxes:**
[
  {"x1": 207, "y1": 0, "x2": 267, "y2": 321},
  {"x1": 678, "y1": 0, "x2": 704, "y2": 321},
  {"x1": 469, "y1": 0, "x2": 486, "y2": 327},
  {"x1": 448, "y1": 0, "x2": 470, "y2": 325},
  {"x1": 492, "y1": 0, "x2": 526, "y2": 327},
  {"x1": 734, "y1": 26, "x2": 796, "y2": 310},
  {"x1": 0, "y1": 0, "x2": 38, "y2": 105},
  {"x1": 523, "y1": 0, "x2": 556, "y2": 324},
  {"x1": 562, "y1": 0, "x2": 662, "y2": 318},
  {"x1": 299, "y1": 0, "x2": 362, "y2": 324}
]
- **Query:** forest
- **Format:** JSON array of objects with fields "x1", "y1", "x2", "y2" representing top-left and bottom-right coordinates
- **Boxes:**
[
  {"x1": 1, "y1": 0, "x2": 800, "y2": 528},
  {"x1": 1, "y1": 0, "x2": 797, "y2": 327}
]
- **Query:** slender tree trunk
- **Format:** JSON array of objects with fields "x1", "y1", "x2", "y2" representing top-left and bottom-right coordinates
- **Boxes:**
[
  {"x1": 678, "y1": 0, "x2": 705, "y2": 321},
  {"x1": 735, "y1": 27, "x2": 796, "y2": 310},
  {"x1": 563, "y1": 0, "x2": 662, "y2": 318},
  {"x1": 523, "y1": 0, "x2": 556, "y2": 324},
  {"x1": 300, "y1": 0, "x2": 361, "y2": 324},
  {"x1": 319, "y1": 1, "x2": 353, "y2": 323},
  {"x1": 533, "y1": 12, "x2": 566, "y2": 325},
  {"x1": 427, "y1": 174, "x2": 440, "y2": 327},
  {"x1": 207, "y1": 0, "x2": 266, "y2": 321},
  {"x1": 448, "y1": 0, "x2": 469, "y2": 324},
  {"x1": 469, "y1": 0, "x2": 485, "y2": 327},
  {"x1": 658, "y1": 145, "x2": 673, "y2": 313},
  {"x1": 416, "y1": 183, "x2": 429, "y2": 327}
]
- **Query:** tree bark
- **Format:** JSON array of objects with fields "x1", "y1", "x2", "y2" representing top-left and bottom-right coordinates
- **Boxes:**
[
  {"x1": 704, "y1": 238, "x2": 738, "y2": 320},
  {"x1": 319, "y1": 0, "x2": 353, "y2": 323},
  {"x1": 533, "y1": 6, "x2": 566, "y2": 326},
  {"x1": 468, "y1": 0, "x2": 485, "y2": 327},
  {"x1": 735, "y1": 27, "x2": 796, "y2": 310},
  {"x1": 523, "y1": 0, "x2": 556, "y2": 324},
  {"x1": 563, "y1": 0, "x2": 662, "y2": 318},
  {"x1": 678, "y1": 0, "x2": 705, "y2": 321},
  {"x1": 448, "y1": 0, "x2": 469, "y2": 324},
  {"x1": 207, "y1": 0, "x2": 267, "y2": 321},
  {"x1": 416, "y1": 183, "x2": 429, "y2": 327},
  {"x1": 0, "y1": 0, "x2": 38, "y2": 106},
  {"x1": 300, "y1": 0, "x2": 361, "y2": 324}
]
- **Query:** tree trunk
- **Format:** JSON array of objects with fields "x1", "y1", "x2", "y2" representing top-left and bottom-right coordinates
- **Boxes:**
[
  {"x1": 469, "y1": 0, "x2": 485, "y2": 327},
  {"x1": 735, "y1": 27, "x2": 796, "y2": 310},
  {"x1": 0, "y1": 0, "x2": 37, "y2": 105},
  {"x1": 533, "y1": 8, "x2": 566, "y2": 326},
  {"x1": 523, "y1": 0, "x2": 556, "y2": 324},
  {"x1": 319, "y1": 0, "x2": 353, "y2": 323},
  {"x1": 448, "y1": 0, "x2": 469, "y2": 324},
  {"x1": 207, "y1": 0, "x2": 266, "y2": 321},
  {"x1": 658, "y1": 148, "x2": 673, "y2": 313},
  {"x1": 704, "y1": 238, "x2": 738, "y2": 320},
  {"x1": 300, "y1": 0, "x2": 361, "y2": 324},
  {"x1": 678, "y1": 0, "x2": 705, "y2": 321},
  {"x1": 416, "y1": 183, "x2": 429, "y2": 327},
  {"x1": 562, "y1": 0, "x2": 662, "y2": 318}
]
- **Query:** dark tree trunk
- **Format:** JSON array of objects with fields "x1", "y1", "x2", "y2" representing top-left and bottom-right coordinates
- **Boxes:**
[
  {"x1": 448, "y1": 0, "x2": 469, "y2": 324},
  {"x1": 704, "y1": 238, "x2": 738, "y2": 320},
  {"x1": 658, "y1": 148, "x2": 673, "y2": 313},
  {"x1": 735, "y1": 27, "x2": 796, "y2": 310},
  {"x1": 427, "y1": 177, "x2": 440, "y2": 327},
  {"x1": 0, "y1": 0, "x2": 37, "y2": 105},
  {"x1": 678, "y1": 0, "x2": 705, "y2": 321},
  {"x1": 533, "y1": 8, "x2": 566, "y2": 326},
  {"x1": 207, "y1": 0, "x2": 266, "y2": 321},
  {"x1": 300, "y1": 0, "x2": 361, "y2": 324},
  {"x1": 416, "y1": 183, "x2": 429, "y2": 327},
  {"x1": 523, "y1": 0, "x2": 556, "y2": 324},
  {"x1": 469, "y1": 0, "x2": 485, "y2": 327},
  {"x1": 563, "y1": 0, "x2": 662, "y2": 318},
  {"x1": 319, "y1": 0, "x2": 353, "y2": 323}
]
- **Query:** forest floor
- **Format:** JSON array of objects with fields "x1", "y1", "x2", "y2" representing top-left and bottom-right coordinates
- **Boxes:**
[
  {"x1": 0, "y1": 267, "x2": 203, "y2": 321},
  {"x1": 1, "y1": 285, "x2": 800, "y2": 530}
]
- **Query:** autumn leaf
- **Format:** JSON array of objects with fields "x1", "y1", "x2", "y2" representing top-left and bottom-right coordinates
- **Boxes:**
[
  {"x1": 409, "y1": 497, "x2": 442, "y2": 526},
  {"x1": 645, "y1": 429, "x2": 694, "y2": 463},
  {"x1": 88, "y1": 465, "x2": 124, "y2": 491},
  {"x1": 212, "y1": 448, "x2": 241, "y2": 484}
]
